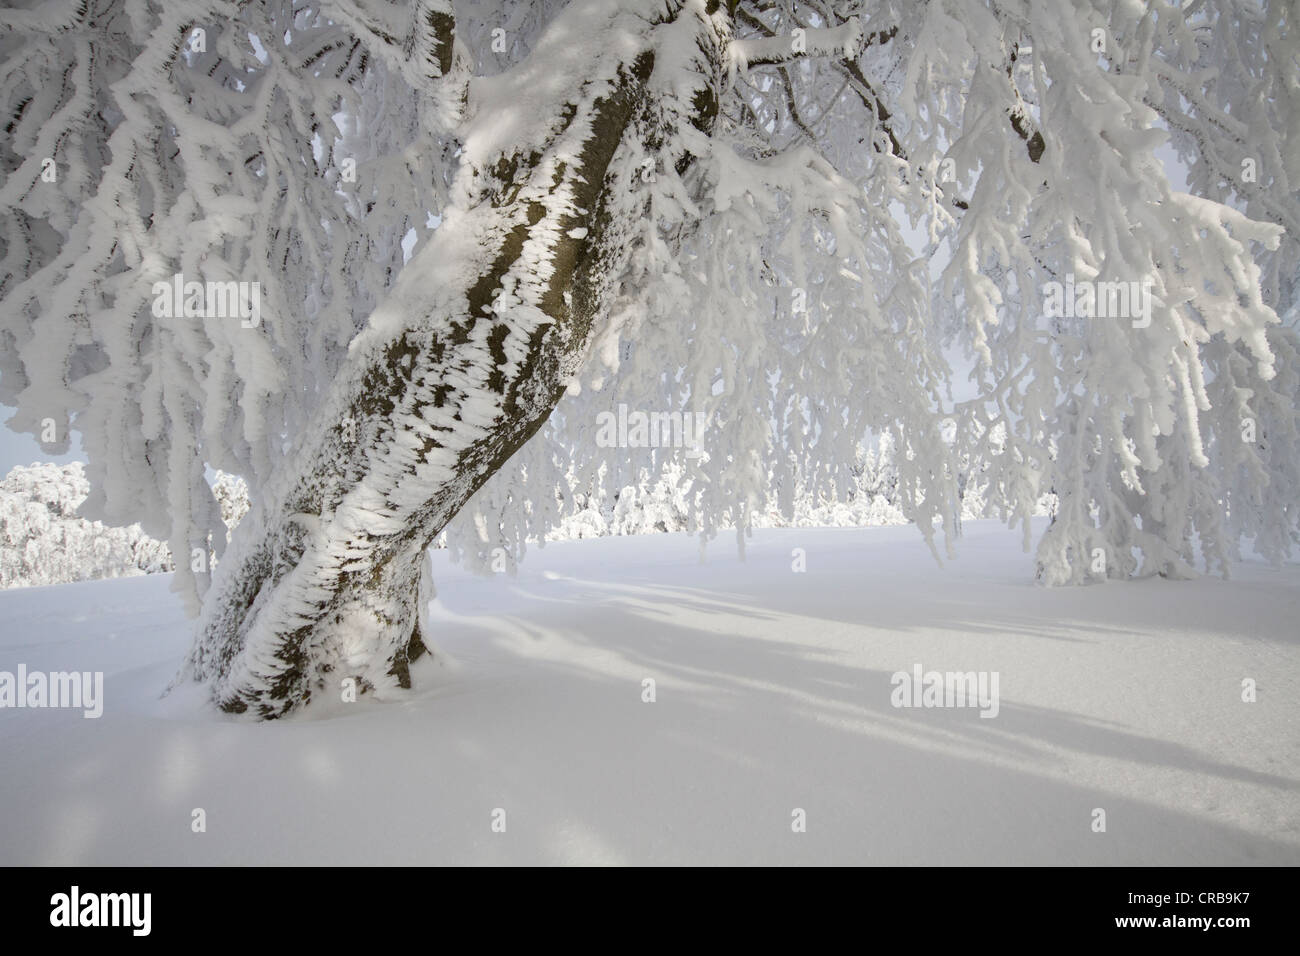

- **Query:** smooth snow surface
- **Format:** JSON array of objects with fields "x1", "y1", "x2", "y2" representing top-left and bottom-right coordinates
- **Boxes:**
[{"x1": 1, "y1": 520, "x2": 1297, "y2": 865}]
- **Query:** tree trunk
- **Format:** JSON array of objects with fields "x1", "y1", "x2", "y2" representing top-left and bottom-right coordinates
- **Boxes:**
[{"x1": 182, "y1": 0, "x2": 726, "y2": 718}]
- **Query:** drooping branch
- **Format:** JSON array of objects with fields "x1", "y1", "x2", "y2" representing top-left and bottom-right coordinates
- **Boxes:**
[
  {"x1": 730, "y1": 7, "x2": 966, "y2": 209},
  {"x1": 1001, "y1": 41, "x2": 1045, "y2": 163},
  {"x1": 322, "y1": 0, "x2": 458, "y2": 82},
  {"x1": 746, "y1": 9, "x2": 1045, "y2": 213},
  {"x1": 322, "y1": 0, "x2": 467, "y2": 126},
  {"x1": 732, "y1": 17, "x2": 865, "y2": 66}
]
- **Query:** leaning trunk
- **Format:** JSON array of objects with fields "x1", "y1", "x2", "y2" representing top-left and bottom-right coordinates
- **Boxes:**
[{"x1": 184, "y1": 0, "x2": 726, "y2": 717}]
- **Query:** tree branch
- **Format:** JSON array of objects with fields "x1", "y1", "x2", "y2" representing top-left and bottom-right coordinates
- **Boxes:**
[
  {"x1": 322, "y1": 0, "x2": 459, "y2": 86},
  {"x1": 733, "y1": 17, "x2": 866, "y2": 66}
]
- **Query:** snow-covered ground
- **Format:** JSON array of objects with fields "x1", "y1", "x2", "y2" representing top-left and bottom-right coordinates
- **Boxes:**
[{"x1": 1, "y1": 519, "x2": 1297, "y2": 865}]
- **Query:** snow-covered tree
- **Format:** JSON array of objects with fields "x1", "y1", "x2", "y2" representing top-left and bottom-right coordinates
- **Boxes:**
[
  {"x1": 2, "y1": 0, "x2": 1296, "y2": 716},
  {"x1": 0, "y1": 440, "x2": 981, "y2": 579},
  {"x1": 0, "y1": 461, "x2": 250, "y2": 588},
  {"x1": 0, "y1": 462, "x2": 173, "y2": 587}
]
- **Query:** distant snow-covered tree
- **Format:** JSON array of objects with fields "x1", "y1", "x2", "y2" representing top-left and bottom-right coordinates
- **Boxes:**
[
  {"x1": 0, "y1": 462, "x2": 251, "y2": 588},
  {"x1": 0, "y1": 462, "x2": 172, "y2": 587},
  {"x1": 0, "y1": 440, "x2": 977, "y2": 582},
  {"x1": 2, "y1": 0, "x2": 1296, "y2": 716}
]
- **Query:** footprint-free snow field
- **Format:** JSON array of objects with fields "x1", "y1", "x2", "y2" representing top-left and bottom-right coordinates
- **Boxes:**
[{"x1": 1, "y1": 520, "x2": 1297, "y2": 865}]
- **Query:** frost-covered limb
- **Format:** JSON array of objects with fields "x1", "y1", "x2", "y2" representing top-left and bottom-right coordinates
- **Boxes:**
[
  {"x1": 731, "y1": 17, "x2": 865, "y2": 67},
  {"x1": 321, "y1": 0, "x2": 469, "y2": 126},
  {"x1": 732, "y1": 5, "x2": 966, "y2": 215},
  {"x1": 322, "y1": 0, "x2": 457, "y2": 80}
]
